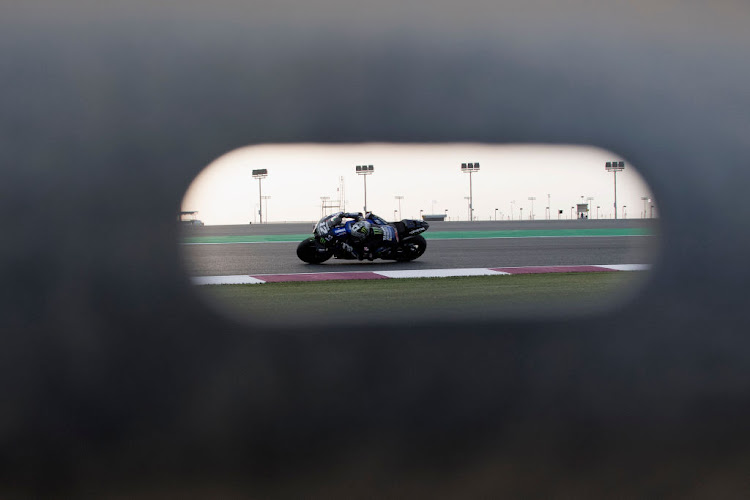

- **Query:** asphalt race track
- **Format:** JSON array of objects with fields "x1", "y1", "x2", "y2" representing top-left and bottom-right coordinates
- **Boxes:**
[{"x1": 181, "y1": 219, "x2": 659, "y2": 277}]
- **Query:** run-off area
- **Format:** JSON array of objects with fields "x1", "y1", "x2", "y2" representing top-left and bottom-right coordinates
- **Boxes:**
[{"x1": 196, "y1": 269, "x2": 650, "y2": 326}]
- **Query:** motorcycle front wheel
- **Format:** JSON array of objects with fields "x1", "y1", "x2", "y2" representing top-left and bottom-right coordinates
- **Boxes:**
[
  {"x1": 296, "y1": 237, "x2": 333, "y2": 264},
  {"x1": 394, "y1": 235, "x2": 427, "y2": 262}
]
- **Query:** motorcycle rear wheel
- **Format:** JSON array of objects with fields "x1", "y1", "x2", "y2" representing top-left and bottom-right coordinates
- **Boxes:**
[
  {"x1": 394, "y1": 235, "x2": 427, "y2": 262},
  {"x1": 296, "y1": 237, "x2": 333, "y2": 264}
]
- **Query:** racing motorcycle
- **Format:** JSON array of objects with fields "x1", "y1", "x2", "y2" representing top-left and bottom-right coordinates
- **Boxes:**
[{"x1": 296, "y1": 212, "x2": 429, "y2": 264}]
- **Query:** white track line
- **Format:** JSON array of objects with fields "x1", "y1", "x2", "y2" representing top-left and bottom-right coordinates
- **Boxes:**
[
  {"x1": 596, "y1": 264, "x2": 651, "y2": 271},
  {"x1": 375, "y1": 268, "x2": 509, "y2": 278},
  {"x1": 192, "y1": 275, "x2": 266, "y2": 285},
  {"x1": 192, "y1": 264, "x2": 650, "y2": 285}
]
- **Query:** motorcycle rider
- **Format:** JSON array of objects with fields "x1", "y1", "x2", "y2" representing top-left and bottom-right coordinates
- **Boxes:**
[{"x1": 328, "y1": 211, "x2": 398, "y2": 260}]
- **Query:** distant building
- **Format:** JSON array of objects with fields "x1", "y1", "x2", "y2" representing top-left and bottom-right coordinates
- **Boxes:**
[
  {"x1": 576, "y1": 204, "x2": 589, "y2": 219},
  {"x1": 179, "y1": 211, "x2": 204, "y2": 226}
]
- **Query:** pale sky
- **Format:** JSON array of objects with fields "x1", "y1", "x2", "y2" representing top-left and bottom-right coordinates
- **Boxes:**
[{"x1": 181, "y1": 143, "x2": 655, "y2": 225}]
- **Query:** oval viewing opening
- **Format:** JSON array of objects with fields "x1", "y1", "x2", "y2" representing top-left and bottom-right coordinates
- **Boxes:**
[{"x1": 180, "y1": 143, "x2": 660, "y2": 325}]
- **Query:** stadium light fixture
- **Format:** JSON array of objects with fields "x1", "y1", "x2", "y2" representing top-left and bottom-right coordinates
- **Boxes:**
[
  {"x1": 605, "y1": 160, "x2": 625, "y2": 219},
  {"x1": 355, "y1": 165, "x2": 374, "y2": 212},
  {"x1": 261, "y1": 195, "x2": 271, "y2": 223},
  {"x1": 547, "y1": 193, "x2": 551, "y2": 220},
  {"x1": 641, "y1": 196, "x2": 650, "y2": 218},
  {"x1": 528, "y1": 196, "x2": 536, "y2": 220},
  {"x1": 461, "y1": 162, "x2": 480, "y2": 221},
  {"x1": 252, "y1": 168, "x2": 268, "y2": 224},
  {"x1": 320, "y1": 196, "x2": 330, "y2": 219}
]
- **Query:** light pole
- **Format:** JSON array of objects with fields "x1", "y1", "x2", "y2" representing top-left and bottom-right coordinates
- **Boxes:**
[
  {"x1": 461, "y1": 162, "x2": 480, "y2": 221},
  {"x1": 419, "y1": 209, "x2": 424, "y2": 220},
  {"x1": 444, "y1": 209, "x2": 448, "y2": 221},
  {"x1": 320, "y1": 196, "x2": 330, "y2": 219},
  {"x1": 597, "y1": 205, "x2": 600, "y2": 219},
  {"x1": 641, "y1": 196, "x2": 650, "y2": 218},
  {"x1": 580, "y1": 195, "x2": 585, "y2": 218},
  {"x1": 547, "y1": 194, "x2": 551, "y2": 220},
  {"x1": 528, "y1": 196, "x2": 536, "y2": 220},
  {"x1": 606, "y1": 160, "x2": 625, "y2": 219},
  {"x1": 355, "y1": 164, "x2": 374, "y2": 212},
  {"x1": 510, "y1": 200, "x2": 516, "y2": 220},
  {"x1": 622, "y1": 205, "x2": 627, "y2": 219},
  {"x1": 587, "y1": 197, "x2": 594, "y2": 218},
  {"x1": 494, "y1": 208, "x2": 498, "y2": 221},
  {"x1": 252, "y1": 168, "x2": 268, "y2": 224},
  {"x1": 520, "y1": 207, "x2": 523, "y2": 220},
  {"x1": 571, "y1": 206, "x2": 574, "y2": 219},
  {"x1": 393, "y1": 209, "x2": 397, "y2": 220},
  {"x1": 261, "y1": 195, "x2": 271, "y2": 223},
  {"x1": 394, "y1": 195, "x2": 404, "y2": 219},
  {"x1": 464, "y1": 197, "x2": 471, "y2": 221}
]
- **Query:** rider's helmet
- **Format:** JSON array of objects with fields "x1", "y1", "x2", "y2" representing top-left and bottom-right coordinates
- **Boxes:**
[{"x1": 350, "y1": 220, "x2": 371, "y2": 239}]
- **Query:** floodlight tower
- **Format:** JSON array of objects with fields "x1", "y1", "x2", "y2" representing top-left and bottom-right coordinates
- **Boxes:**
[
  {"x1": 528, "y1": 196, "x2": 536, "y2": 220},
  {"x1": 355, "y1": 165, "x2": 374, "y2": 212},
  {"x1": 461, "y1": 162, "x2": 480, "y2": 221},
  {"x1": 252, "y1": 168, "x2": 268, "y2": 224},
  {"x1": 394, "y1": 195, "x2": 404, "y2": 219},
  {"x1": 320, "y1": 196, "x2": 330, "y2": 219},
  {"x1": 261, "y1": 195, "x2": 271, "y2": 222},
  {"x1": 605, "y1": 161, "x2": 625, "y2": 219}
]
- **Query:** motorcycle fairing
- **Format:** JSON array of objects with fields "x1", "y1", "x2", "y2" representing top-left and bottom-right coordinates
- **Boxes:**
[{"x1": 380, "y1": 225, "x2": 397, "y2": 242}]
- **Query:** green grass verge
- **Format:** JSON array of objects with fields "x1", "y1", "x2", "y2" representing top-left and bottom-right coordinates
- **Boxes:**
[{"x1": 198, "y1": 272, "x2": 647, "y2": 324}]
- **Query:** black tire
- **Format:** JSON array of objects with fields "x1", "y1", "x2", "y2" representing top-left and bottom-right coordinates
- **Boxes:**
[
  {"x1": 394, "y1": 235, "x2": 427, "y2": 262},
  {"x1": 296, "y1": 237, "x2": 333, "y2": 264}
]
